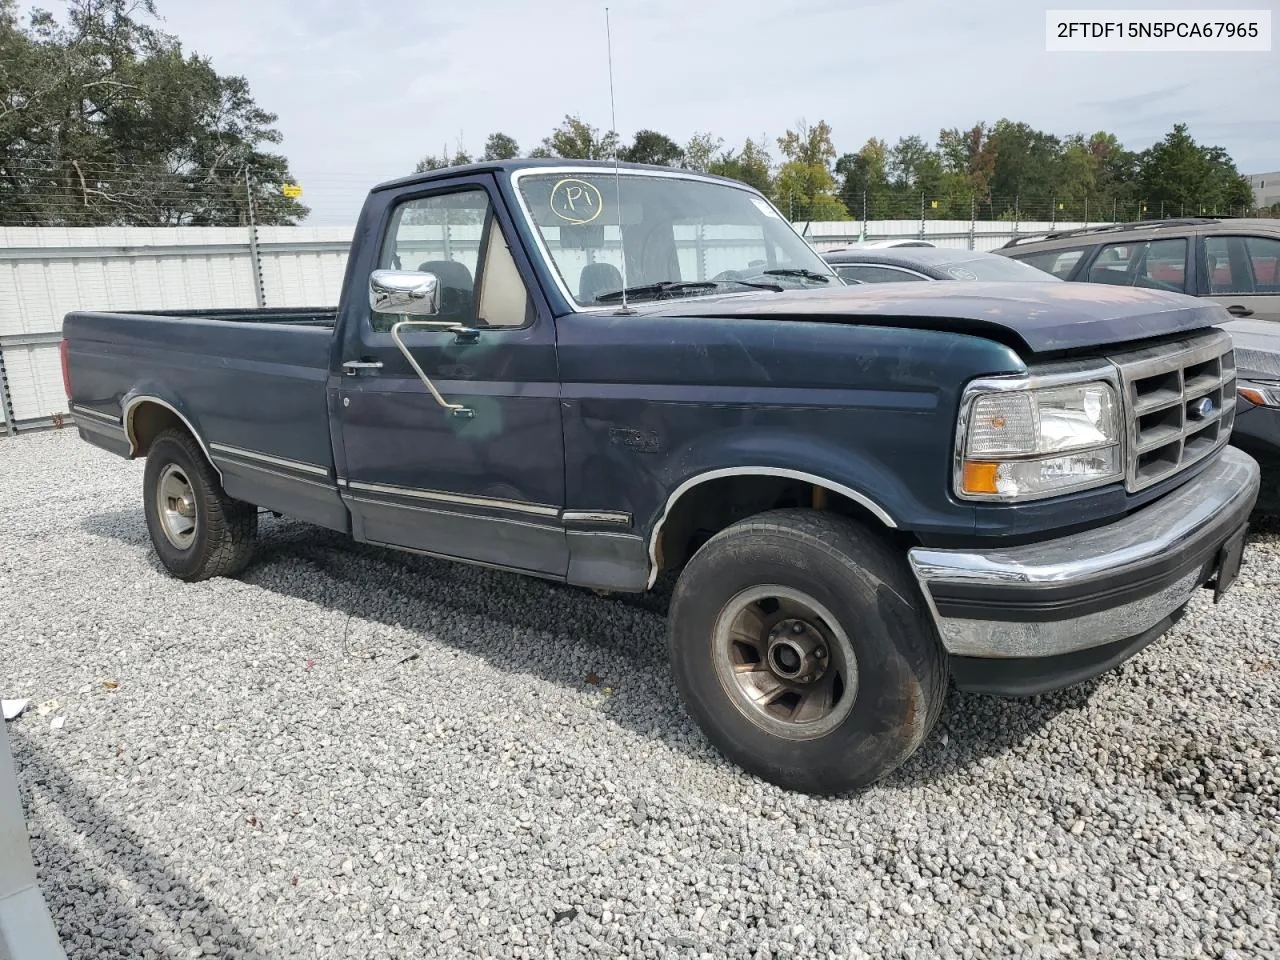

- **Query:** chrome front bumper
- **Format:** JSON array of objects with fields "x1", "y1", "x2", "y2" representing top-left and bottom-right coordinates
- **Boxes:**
[{"x1": 908, "y1": 447, "x2": 1260, "y2": 665}]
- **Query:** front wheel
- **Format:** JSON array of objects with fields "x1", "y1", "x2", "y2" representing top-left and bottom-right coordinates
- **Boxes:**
[
  {"x1": 143, "y1": 428, "x2": 257, "y2": 581},
  {"x1": 667, "y1": 509, "x2": 947, "y2": 793}
]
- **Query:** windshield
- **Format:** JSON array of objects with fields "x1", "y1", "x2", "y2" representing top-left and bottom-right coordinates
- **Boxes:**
[
  {"x1": 513, "y1": 170, "x2": 838, "y2": 306},
  {"x1": 935, "y1": 255, "x2": 1061, "y2": 282}
]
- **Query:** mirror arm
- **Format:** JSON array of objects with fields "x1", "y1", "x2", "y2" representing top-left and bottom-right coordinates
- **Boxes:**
[{"x1": 389, "y1": 320, "x2": 475, "y2": 418}]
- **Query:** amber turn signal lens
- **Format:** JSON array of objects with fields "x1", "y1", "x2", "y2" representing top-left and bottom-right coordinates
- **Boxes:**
[
  {"x1": 962, "y1": 461, "x2": 999, "y2": 495},
  {"x1": 1239, "y1": 386, "x2": 1266, "y2": 407}
]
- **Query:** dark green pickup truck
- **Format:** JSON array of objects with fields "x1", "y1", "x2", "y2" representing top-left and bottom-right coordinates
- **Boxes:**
[{"x1": 63, "y1": 160, "x2": 1260, "y2": 792}]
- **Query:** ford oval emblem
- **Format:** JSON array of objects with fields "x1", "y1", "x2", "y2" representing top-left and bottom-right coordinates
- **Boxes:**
[{"x1": 1190, "y1": 396, "x2": 1215, "y2": 419}]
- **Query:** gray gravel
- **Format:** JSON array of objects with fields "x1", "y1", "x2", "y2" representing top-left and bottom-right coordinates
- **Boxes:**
[{"x1": 2, "y1": 428, "x2": 1278, "y2": 959}]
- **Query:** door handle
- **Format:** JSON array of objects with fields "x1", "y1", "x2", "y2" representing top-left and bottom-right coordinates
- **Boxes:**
[
  {"x1": 343, "y1": 360, "x2": 384, "y2": 375},
  {"x1": 453, "y1": 327, "x2": 481, "y2": 344},
  {"x1": 1227, "y1": 305, "x2": 1254, "y2": 317}
]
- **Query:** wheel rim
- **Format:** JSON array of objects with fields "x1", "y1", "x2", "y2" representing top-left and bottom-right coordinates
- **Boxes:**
[
  {"x1": 712, "y1": 585, "x2": 859, "y2": 741},
  {"x1": 156, "y1": 463, "x2": 198, "y2": 550}
]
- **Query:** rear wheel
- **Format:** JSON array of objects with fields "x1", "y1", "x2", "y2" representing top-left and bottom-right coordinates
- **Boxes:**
[
  {"x1": 667, "y1": 509, "x2": 947, "y2": 793},
  {"x1": 143, "y1": 428, "x2": 257, "y2": 581}
]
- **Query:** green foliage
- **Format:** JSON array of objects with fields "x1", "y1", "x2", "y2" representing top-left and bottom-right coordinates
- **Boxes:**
[
  {"x1": 539, "y1": 114, "x2": 619, "y2": 160},
  {"x1": 773, "y1": 120, "x2": 848, "y2": 220},
  {"x1": 482, "y1": 132, "x2": 520, "y2": 161},
  {"x1": 0, "y1": 0, "x2": 307, "y2": 226},
  {"x1": 986, "y1": 119, "x2": 1062, "y2": 203},
  {"x1": 414, "y1": 148, "x2": 473, "y2": 173},
  {"x1": 707, "y1": 136, "x2": 773, "y2": 195},
  {"x1": 834, "y1": 138, "x2": 889, "y2": 212},
  {"x1": 620, "y1": 129, "x2": 683, "y2": 167},
  {"x1": 1137, "y1": 123, "x2": 1252, "y2": 213},
  {"x1": 681, "y1": 132, "x2": 722, "y2": 173}
]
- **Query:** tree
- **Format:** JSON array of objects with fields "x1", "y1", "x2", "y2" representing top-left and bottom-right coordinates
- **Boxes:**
[
  {"x1": 936, "y1": 123, "x2": 996, "y2": 197},
  {"x1": 708, "y1": 136, "x2": 773, "y2": 195},
  {"x1": 482, "y1": 132, "x2": 519, "y2": 161},
  {"x1": 620, "y1": 129, "x2": 683, "y2": 167},
  {"x1": 0, "y1": 0, "x2": 307, "y2": 226},
  {"x1": 1057, "y1": 135, "x2": 1098, "y2": 200},
  {"x1": 888, "y1": 135, "x2": 932, "y2": 189},
  {"x1": 1137, "y1": 123, "x2": 1252, "y2": 215},
  {"x1": 835, "y1": 137, "x2": 890, "y2": 210},
  {"x1": 987, "y1": 119, "x2": 1062, "y2": 208},
  {"x1": 539, "y1": 114, "x2": 619, "y2": 159},
  {"x1": 414, "y1": 147, "x2": 472, "y2": 173},
  {"x1": 773, "y1": 119, "x2": 847, "y2": 220},
  {"x1": 681, "y1": 132, "x2": 722, "y2": 173}
]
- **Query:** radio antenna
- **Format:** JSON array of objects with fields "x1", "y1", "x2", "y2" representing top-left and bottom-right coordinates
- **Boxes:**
[{"x1": 605, "y1": 7, "x2": 632, "y2": 313}]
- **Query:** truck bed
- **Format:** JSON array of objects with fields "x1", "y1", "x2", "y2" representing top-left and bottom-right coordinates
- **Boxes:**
[{"x1": 63, "y1": 307, "x2": 347, "y2": 533}]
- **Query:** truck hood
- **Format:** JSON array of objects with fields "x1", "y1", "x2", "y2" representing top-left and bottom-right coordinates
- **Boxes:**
[{"x1": 631, "y1": 280, "x2": 1226, "y2": 356}]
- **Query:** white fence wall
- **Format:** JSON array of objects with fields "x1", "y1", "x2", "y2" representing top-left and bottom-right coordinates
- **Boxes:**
[
  {"x1": 0, "y1": 226, "x2": 353, "y2": 432},
  {"x1": 0, "y1": 218, "x2": 1099, "y2": 433}
]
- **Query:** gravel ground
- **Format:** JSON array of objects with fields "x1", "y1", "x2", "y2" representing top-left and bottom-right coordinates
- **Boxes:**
[{"x1": 2, "y1": 428, "x2": 1278, "y2": 960}]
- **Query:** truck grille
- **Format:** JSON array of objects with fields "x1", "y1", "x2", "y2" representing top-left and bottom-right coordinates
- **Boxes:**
[{"x1": 1112, "y1": 330, "x2": 1236, "y2": 492}]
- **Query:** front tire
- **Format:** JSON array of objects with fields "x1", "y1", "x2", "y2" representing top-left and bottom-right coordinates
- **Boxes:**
[
  {"x1": 667, "y1": 509, "x2": 947, "y2": 794},
  {"x1": 143, "y1": 428, "x2": 257, "y2": 581}
]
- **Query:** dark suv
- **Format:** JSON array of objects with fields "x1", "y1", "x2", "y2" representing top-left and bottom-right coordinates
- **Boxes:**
[{"x1": 999, "y1": 217, "x2": 1280, "y2": 511}]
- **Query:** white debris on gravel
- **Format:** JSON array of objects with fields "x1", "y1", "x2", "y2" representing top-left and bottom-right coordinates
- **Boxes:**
[{"x1": 2, "y1": 428, "x2": 1277, "y2": 959}]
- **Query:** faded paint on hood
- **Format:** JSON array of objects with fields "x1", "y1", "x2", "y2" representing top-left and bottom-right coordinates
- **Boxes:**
[{"x1": 631, "y1": 280, "x2": 1227, "y2": 355}]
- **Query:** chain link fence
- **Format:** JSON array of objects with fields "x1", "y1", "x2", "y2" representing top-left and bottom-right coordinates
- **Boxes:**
[{"x1": 778, "y1": 191, "x2": 1279, "y2": 227}]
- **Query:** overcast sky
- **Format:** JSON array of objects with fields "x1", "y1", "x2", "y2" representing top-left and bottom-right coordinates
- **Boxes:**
[{"x1": 145, "y1": 0, "x2": 1277, "y2": 224}]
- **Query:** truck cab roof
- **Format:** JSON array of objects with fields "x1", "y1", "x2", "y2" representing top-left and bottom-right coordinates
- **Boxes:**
[{"x1": 371, "y1": 158, "x2": 750, "y2": 194}]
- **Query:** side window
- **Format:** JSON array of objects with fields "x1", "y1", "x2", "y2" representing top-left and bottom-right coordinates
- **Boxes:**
[
  {"x1": 1204, "y1": 236, "x2": 1241, "y2": 293},
  {"x1": 1088, "y1": 238, "x2": 1187, "y2": 292},
  {"x1": 375, "y1": 188, "x2": 530, "y2": 331},
  {"x1": 835, "y1": 264, "x2": 928, "y2": 284},
  {"x1": 1207, "y1": 236, "x2": 1280, "y2": 295},
  {"x1": 1014, "y1": 248, "x2": 1086, "y2": 279},
  {"x1": 1244, "y1": 237, "x2": 1280, "y2": 293}
]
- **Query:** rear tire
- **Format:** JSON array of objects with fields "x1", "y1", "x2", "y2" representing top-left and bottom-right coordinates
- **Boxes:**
[
  {"x1": 143, "y1": 428, "x2": 257, "y2": 581},
  {"x1": 667, "y1": 509, "x2": 947, "y2": 794}
]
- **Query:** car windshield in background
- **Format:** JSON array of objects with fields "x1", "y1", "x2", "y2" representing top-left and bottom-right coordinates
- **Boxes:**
[
  {"x1": 513, "y1": 171, "x2": 836, "y2": 306},
  {"x1": 934, "y1": 255, "x2": 1060, "y2": 282}
]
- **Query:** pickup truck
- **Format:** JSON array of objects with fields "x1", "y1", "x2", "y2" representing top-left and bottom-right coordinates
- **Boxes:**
[{"x1": 62, "y1": 159, "x2": 1260, "y2": 794}]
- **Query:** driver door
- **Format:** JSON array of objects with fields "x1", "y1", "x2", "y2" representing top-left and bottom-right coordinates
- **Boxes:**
[{"x1": 333, "y1": 177, "x2": 568, "y2": 577}]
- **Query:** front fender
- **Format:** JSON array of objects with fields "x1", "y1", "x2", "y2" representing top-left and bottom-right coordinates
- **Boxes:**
[
  {"x1": 652, "y1": 426, "x2": 909, "y2": 528},
  {"x1": 638, "y1": 421, "x2": 981, "y2": 587}
]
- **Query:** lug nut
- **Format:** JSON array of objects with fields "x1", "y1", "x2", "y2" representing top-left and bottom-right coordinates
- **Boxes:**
[
  {"x1": 815, "y1": 648, "x2": 826, "y2": 660},
  {"x1": 792, "y1": 623, "x2": 805, "y2": 635}
]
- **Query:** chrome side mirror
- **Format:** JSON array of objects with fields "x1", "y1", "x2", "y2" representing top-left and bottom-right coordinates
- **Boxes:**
[{"x1": 369, "y1": 269, "x2": 440, "y2": 316}]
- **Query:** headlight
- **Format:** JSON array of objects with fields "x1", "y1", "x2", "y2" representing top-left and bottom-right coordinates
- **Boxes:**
[
  {"x1": 957, "y1": 380, "x2": 1122, "y2": 501},
  {"x1": 1238, "y1": 380, "x2": 1280, "y2": 408}
]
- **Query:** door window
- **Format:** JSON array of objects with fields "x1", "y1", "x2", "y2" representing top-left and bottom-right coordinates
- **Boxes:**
[
  {"x1": 1205, "y1": 236, "x2": 1280, "y2": 294},
  {"x1": 1247, "y1": 237, "x2": 1280, "y2": 292},
  {"x1": 375, "y1": 188, "x2": 531, "y2": 331},
  {"x1": 1015, "y1": 247, "x2": 1086, "y2": 279},
  {"x1": 1087, "y1": 238, "x2": 1187, "y2": 292}
]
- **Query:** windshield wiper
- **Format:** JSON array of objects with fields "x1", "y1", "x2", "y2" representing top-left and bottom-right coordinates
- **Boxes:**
[
  {"x1": 594, "y1": 278, "x2": 783, "y2": 303},
  {"x1": 722, "y1": 278, "x2": 785, "y2": 292},
  {"x1": 761, "y1": 268, "x2": 831, "y2": 283},
  {"x1": 594, "y1": 281, "x2": 718, "y2": 303}
]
